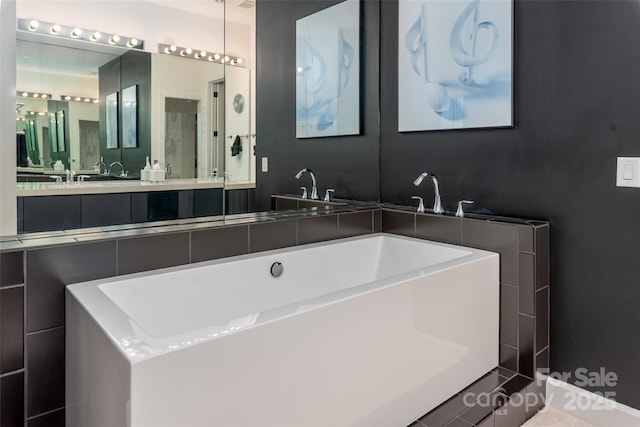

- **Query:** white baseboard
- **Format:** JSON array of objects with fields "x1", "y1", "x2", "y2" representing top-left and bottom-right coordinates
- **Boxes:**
[{"x1": 546, "y1": 377, "x2": 640, "y2": 426}]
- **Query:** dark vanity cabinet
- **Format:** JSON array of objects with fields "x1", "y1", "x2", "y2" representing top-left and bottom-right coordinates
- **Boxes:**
[{"x1": 18, "y1": 188, "x2": 254, "y2": 233}]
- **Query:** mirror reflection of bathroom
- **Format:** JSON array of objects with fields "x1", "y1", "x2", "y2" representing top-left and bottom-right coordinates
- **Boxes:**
[
  {"x1": 164, "y1": 98, "x2": 197, "y2": 179},
  {"x1": 224, "y1": 66, "x2": 252, "y2": 184}
]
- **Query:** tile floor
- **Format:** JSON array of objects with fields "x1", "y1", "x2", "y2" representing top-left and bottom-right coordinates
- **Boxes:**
[{"x1": 523, "y1": 407, "x2": 596, "y2": 427}]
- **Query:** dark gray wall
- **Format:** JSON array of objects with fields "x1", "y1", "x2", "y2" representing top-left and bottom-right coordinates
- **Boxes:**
[
  {"x1": 257, "y1": 0, "x2": 640, "y2": 409},
  {"x1": 255, "y1": 0, "x2": 380, "y2": 211},
  {"x1": 379, "y1": 0, "x2": 640, "y2": 408}
]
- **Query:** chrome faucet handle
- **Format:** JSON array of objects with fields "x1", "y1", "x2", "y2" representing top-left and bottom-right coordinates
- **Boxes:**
[
  {"x1": 76, "y1": 175, "x2": 90, "y2": 183},
  {"x1": 300, "y1": 187, "x2": 308, "y2": 199},
  {"x1": 411, "y1": 196, "x2": 425, "y2": 213},
  {"x1": 323, "y1": 189, "x2": 335, "y2": 202},
  {"x1": 49, "y1": 175, "x2": 63, "y2": 185},
  {"x1": 455, "y1": 200, "x2": 474, "y2": 218}
]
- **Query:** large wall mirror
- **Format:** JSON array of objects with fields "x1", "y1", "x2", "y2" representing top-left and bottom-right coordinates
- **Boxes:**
[{"x1": 14, "y1": 0, "x2": 257, "y2": 233}]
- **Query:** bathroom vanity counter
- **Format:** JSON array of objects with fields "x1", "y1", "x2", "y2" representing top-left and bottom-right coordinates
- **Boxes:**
[{"x1": 15, "y1": 178, "x2": 235, "y2": 197}]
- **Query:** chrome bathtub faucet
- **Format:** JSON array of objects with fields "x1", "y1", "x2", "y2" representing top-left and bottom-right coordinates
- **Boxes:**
[
  {"x1": 411, "y1": 196, "x2": 425, "y2": 213},
  {"x1": 413, "y1": 172, "x2": 444, "y2": 214},
  {"x1": 455, "y1": 200, "x2": 474, "y2": 218},
  {"x1": 295, "y1": 168, "x2": 319, "y2": 200}
]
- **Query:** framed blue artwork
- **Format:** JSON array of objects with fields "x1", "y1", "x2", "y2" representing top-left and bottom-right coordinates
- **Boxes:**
[
  {"x1": 122, "y1": 85, "x2": 138, "y2": 148},
  {"x1": 296, "y1": 0, "x2": 360, "y2": 138},
  {"x1": 398, "y1": 0, "x2": 513, "y2": 131}
]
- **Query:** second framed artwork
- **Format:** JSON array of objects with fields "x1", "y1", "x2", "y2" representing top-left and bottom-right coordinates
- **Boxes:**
[
  {"x1": 398, "y1": 0, "x2": 513, "y2": 132},
  {"x1": 122, "y1": 85, "x2": 138, "y2": 148},
  {"x1": 295, "y1": 0, "x2": 360, "y2": 138}
]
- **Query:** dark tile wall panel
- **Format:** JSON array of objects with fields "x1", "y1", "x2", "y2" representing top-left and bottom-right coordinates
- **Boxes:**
[
  {"x1": 415, "y1": 215, "x2": 461, "y2": 245},
  {"x1": 500, "y1": 285, "x2": 517, "y2": 347},
  {"x1": 461, "y1": 220, "x2": 518, "y2": 286},
  {"x1": 373, "y1": 209, "x2": 382, "y2": 232},
  {"x1": 273, "y1": 197, "x2": 298, "y2": 211},
  {"x1": 499, "y1": 344, "x2": 518, "y2": 373},
  {"x1": 191, "y1": 225, "x2": 249, "y2": 263},
  {"x1": 338, "y1": 211, "x2": 374, "y2": 238},
  {"x1": 27, "y1": 327, "x2": 65, "y2": 417},
  {"x1": 518, "y1": 314, "x2": 535, "y2": 385},
  {"x1": 518, "y1": 253, "x2": 535, "y2": 316},
  {"x1": 27, "y1": 408, "x2": 65, "y2": 427},
  {"x1": 27, "y1": 241, "x2": 117, "y2": 332},
  {"x1": 249, "y1": 219, "x2": 297, "y2": 252},
  {"x1": 118, "y1": 232, "x2": 190, "y2": 275},
  {"x1": 1, "y1": 287, "x2": 24, "y2": 373},
  {"x1": 298, "y1": 215, "x2": 340, "y2": 245},
  {"x1": 535, "y1": 226, "x2": 549, "y2": 289},
  {"x1": 536, "y1": 287, "x2": 549, "y2": 353},
  {"x1": 1, "y1": 250, "x2": 24, "y2": 287},
  {"x1": 381, "y1": 210, "x2": 415, "y2": 236},
  {"x1": 518, "y1": 226, "x2": 534, "y2": 253},
  {"x1": 1, "y1": 372, "x2": 24, "y2": 427}
]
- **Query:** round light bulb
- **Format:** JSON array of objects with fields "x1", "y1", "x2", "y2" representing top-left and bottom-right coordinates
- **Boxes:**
[
  {"x1": 40, "y1": 94, "x2": 48, "y2": 99},
  {"x1": 164, "y1": 47, "x2": 171, "y2": 54},
  {"x1": 224, "y1": 55, "x2": 230, "y2": 62},
  {"x1": 71, "y1": 28, "x2": 82, "y2": 38},
  {"x1": 91, "y1": 32, "x2": 102, "y2": 41},
  {"x1": 185, "y1": 48, "x2": 193, "y2": 55},
  {"x1": 127, "y1": 38, "x2": 139, "y2": 47},
  {"x1": 109, "y1": 35, "x2": 120, "y2": 45},
  {"x1": 236, "y1": 58, "x2": 243, "y2": 64},
  {"x1": 64, "y1": 96, "x2": 71, "y2": 101},
  {"x1": 207, "y1": 55, "x2": 214, "y2": 62},
  {"x1": 75, "y1": 97, "x2": 81, "y2": 102},
  {"x1": 28, "y1": 20, "x2": 39, "y2": 31},
  {"x1": 21, "y1": 92, "x2": 29, "y2": 97},
  {"x1": 93, "y1": 99, "x2": 99, "y2": 104},
  {"x1": 179, "y1": 49, "x2": 187, "y2": 56},
  {"x1": 84, "y1": 98, "x2": 90, "y2": 102},
  {"x1": 213, "y1": 53, "x2": 221, "y2": 60},
  {"x1": 32, "y1": 93, "x2": 39, "y2": 98},
  {"x1": 169, "y1": 45, "x2": 177, "y2": 52},
  {"x1": 51, "y1": 24, "x2": 61, "y2": 35}
]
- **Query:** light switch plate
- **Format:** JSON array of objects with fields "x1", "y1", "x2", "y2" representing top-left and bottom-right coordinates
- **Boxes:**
[
  {"x1": 261, "y1": 157, "x2": 268, "y2": 173},
  {"x1": 616, "y1": 157, "x2": 640, "y2": 187}
]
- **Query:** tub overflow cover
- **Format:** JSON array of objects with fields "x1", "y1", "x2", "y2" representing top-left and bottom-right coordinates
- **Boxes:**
[{"x1": 270, "y1": 262, "x2": 284, "y2": 278}]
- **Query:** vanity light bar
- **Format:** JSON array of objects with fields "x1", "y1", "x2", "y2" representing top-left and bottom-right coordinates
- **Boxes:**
[
  {"x1": 17, "y1": 18, "x2": 144, "y2": 50},
  {"x1": 61, "y1": 95, "x2": 100, "y2": 104},
  {"x1": 158, "y1": 43, "x2": 244, "y2": 67},
  {"x1": 17, "y1": 91, "x2": 52, "y2": 100}
]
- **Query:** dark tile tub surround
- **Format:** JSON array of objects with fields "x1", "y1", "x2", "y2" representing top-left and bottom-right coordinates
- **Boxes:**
[
  {"x1": 0, "y1": 206, "x2": 549, "y2": 426},
  {"x1": 382, "y1": 208, "x2": 550, "y2": 425}
]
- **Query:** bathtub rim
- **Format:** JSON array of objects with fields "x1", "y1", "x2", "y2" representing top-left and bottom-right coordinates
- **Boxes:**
[{"x1": 66, "y1": 232, "x2": 499, "y2": 363}]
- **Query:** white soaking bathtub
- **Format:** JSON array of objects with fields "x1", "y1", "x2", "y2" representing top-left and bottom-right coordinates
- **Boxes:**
[{"x1": 66, "y1": 233, "x2": 499, "y2": 427}]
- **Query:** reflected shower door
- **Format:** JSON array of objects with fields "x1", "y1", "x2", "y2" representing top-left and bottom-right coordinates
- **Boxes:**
[{"x1": 164, "y1": 97, "x2": 198, "y2": 179}]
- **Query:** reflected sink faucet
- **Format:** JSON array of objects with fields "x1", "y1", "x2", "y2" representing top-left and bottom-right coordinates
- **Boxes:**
[
  {"x1": 94, "y1": 160, "x2": 107, "y2": 175},
  {"x1": 413, "y1": 172, "x2": 444, "y2": 214},
  {"x1": 109, "y1": 162, "x2": 127, "y2": 177},
  {"x1": 295, "y1": 168, "x2": 318, "y2": 199}
]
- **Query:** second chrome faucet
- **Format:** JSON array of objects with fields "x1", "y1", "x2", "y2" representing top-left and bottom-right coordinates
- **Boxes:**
[
  {"x1": 413, "y1": 172, "x2": 444, "y2": 214},
  {"x1": 295, "y1": 168, "x2": 319, "y2": 199}
]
